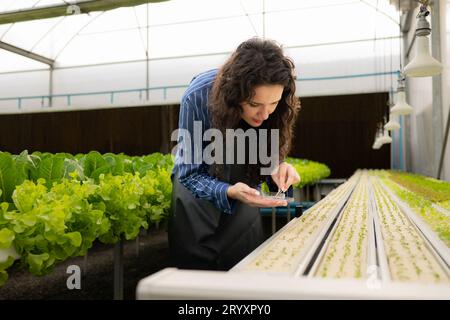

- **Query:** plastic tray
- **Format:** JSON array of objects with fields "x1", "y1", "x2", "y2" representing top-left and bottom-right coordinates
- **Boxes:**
[{"x1": 260, "y1": 191, "x2": 294, "y2": 203}]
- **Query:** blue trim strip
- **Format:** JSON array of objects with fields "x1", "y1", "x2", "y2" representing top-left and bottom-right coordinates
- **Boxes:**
[
  {"x1": 298, "y1": 71, "x2": 398, "y2": 82},
  {"x1": 0, "y1": 85, "x2": 189, "y2": 102},
  {"x1": 0, "y1": 71, "x2": 400, "y2": 108}
]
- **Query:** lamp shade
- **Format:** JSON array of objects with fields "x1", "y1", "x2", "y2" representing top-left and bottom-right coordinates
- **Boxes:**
[
  {"x1": 403, "y1": 36, "x2": 443, "y2": 77},
  {"x1": 391, "y1": 90, "x2": 413, "y2": 115},
  {"x1": 379, "y1": 132, "x2": 392, "y2": 144},
  {"x1": 384, "y1": 115, "x2": 401, "y2": 131},
  {"x1": 373, "y1": 137, "x2": 383, "y2": 149}
]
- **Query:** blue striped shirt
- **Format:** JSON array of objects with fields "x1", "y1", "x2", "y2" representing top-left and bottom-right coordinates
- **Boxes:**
[{"x1": 172, "y1": 69, "x2": 236, "y2": 214}]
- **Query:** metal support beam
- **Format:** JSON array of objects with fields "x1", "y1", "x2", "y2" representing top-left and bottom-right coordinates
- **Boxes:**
[
  {"x1": 0, "y1": 0, "x2": 169, "y2": 25},
  {"x1": 403, "y1": 34, "x2": 412, "y2": 172},
  {"x1": 145, "y1": 2, "x2": 150, "y2": 101},
  {"x1": 400, "y1": 7, "x2": 414, "y2": 33},
  {"x1": 405, "y1": 34, "x2": 416, "y2": 59},
  {"x1": 437, "y1": 104, "x2": 450, "y2": 179},
  {"x1": 431, "y1": 0, "x2": 444, "y2": 178},
  {"x1": 49, "y1": 66, "x2": 54, "y2": 107},
  {"x1": 0, "y1": 41, "x2": 54, "y2": 66},
  {"x1": 398, "y1": 6, "x2": 418, "y2": 59},
  {"x1": 262, "y1": 0, "x2": 266, "y2": 39}
]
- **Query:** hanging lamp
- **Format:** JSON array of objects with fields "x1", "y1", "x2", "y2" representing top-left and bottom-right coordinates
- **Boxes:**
[
  {"x1": 390, "y1": 77, "x2": 413, "y2": 115},
  {"x1": 373, "y1": 125, "x2": 383, "y2": 149},
  {"x1": 403, "y1": 4, "x2": 442, "y2": 77},
  {"x1": 379, "y1": 129, "x2": 393, "y2": 144},
  {"x1": 384, "y1": 112, "x2": 401, "y2": 131}
]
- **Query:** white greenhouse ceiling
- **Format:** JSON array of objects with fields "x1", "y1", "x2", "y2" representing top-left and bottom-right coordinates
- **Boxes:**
[{"x1": 0, "y1": 0, "x2": 400, "y2": 71}]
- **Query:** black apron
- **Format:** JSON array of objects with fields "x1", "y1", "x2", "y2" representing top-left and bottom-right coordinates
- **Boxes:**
[{"x1": 168, "y1": 125, "x2": 264, "y2": 271}]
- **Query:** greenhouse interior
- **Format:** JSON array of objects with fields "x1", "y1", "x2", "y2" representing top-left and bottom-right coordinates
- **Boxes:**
[{"x1": 0, "y1": 0, "x2": 449, "y2": 301}]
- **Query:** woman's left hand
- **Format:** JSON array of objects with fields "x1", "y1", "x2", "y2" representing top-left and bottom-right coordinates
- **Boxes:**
[{"x1": 271, "y1": 162, "x2": 301, "y2": 192}]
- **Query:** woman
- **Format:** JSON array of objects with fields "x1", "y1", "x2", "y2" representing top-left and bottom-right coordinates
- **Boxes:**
[{"x1": 169, "y1": 38, "x2": 300, "y2": 271}]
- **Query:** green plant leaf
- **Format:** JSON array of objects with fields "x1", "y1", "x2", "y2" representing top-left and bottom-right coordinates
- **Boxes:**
[
  {"x1": 104, "y1": 153, "x2": 125, "y2": 176},
  {"x1": 83, "y1": 151, "x2": 108, "y2": 178},
  {"x1": 0, "y1": 228, "x2": 14, "y2": 249},
  {"x1": 0, "y1": 152, "x2": 18, "y2": 203},
  {"x1": 64, "y1": 232, "x2": 82, "y2": 247},
  {"x1": 12, "y1": 150, "x2": 34, "y2": 183},
  {"x1": 27, "y1": 253, "x2": 50, "y2": 275},
  {"x1": 0, "y1": 256, "x2": 15, "y2": 270},
  {"x1": 36, "y1": 155, "x2": 65, "y2": 188},
  {"x1": 63, "y1": 158, "x2": 85, "y2": 180}
]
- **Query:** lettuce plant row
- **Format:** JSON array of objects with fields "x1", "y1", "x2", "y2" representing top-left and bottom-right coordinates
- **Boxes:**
[
  {"x1": 387, "y1": 170, "x2": 450, "y2": 205},
  {"x1": 379, "y1": 172, "x2": 450, "y2": 247},
  {"x1": 0, "y1": 151, "x2": 173, "y2": 286},
  {"x1": 316, "y1": 172, "x2": 369, "y2": 279},
  {"x1": 371, "y1": 176, "x2": 448, "y2": 282}
]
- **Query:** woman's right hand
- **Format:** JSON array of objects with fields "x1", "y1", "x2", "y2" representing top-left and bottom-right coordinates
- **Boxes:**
[{"x1": 227, "y1": 182, "x2": 287, "y2": 207}]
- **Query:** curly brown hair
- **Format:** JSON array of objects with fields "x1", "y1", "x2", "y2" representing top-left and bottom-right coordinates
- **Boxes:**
[{"x1": 208, "y1": 37, "x2": 300, "y2": 184}]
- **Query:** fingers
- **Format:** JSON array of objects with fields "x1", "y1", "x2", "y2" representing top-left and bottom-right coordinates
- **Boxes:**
[
  {"x1": 247, "y1": 193, "x2": 288, "y2": 207},
  {"x1": 257, "y1": 198, "x2": 288, "y2": 207},
  {"x1": 278, "y1": 164, "x2": 288, "y2": 191},
  {"x1": 271, "y1": 164, "x2": 287, "y2": 191},
  {"x1": 285, "y1": 175, "x2": 294, "y2": 191},
  {"x1": 237, "y1": 189, "x2": 287, "y2": 207},
  {"x1": 274, "y1": 164, "x2": 301, "y2": 191},
  {"x1": 232, "y1": 182, "x2": 289, "y2": 207},
  {"x1": 247, "y1": 197, "x2": 287, "y2": 208},
  {"x1": 271, "y1": 167, "x2": 280, "y2": 186},
  {"x1": 284, "y1": 166, "x2": 300, "y2": 190},
  {"x1": 238, "y1": 183, "x2": 260, "y2": 196}
]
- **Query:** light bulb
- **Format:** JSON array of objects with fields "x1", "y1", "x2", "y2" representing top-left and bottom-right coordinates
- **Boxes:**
[
  {"x1": 404, "y1": 36, "x2": 442, "y2": 77},
  {"x1": 384, "y1": 114, "x2": 401, "y2": 131},
  {"x1": 373, "y1": 137, "x2": 383, "y2": 149},
  {"x1": 391, "y1": 89, "x2": 413, "y2": 115},
  {"x1": 379, "y1": 131, "x2": 392, "y2": 144},
  {"x1": 404, "y1": 5, "x2": 443, "y2": 77}
]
